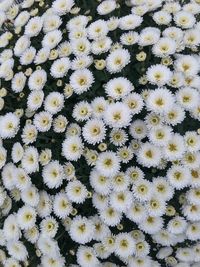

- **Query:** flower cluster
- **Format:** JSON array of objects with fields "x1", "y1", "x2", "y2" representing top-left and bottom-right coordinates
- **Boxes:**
[{"x1": 0, "y1": 0, "x2": 200, "y2": 266}]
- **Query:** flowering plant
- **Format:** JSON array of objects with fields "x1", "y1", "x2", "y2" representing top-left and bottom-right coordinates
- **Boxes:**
[{"x1": 0, "y1": 0, "x2": 200, "y2": 266}]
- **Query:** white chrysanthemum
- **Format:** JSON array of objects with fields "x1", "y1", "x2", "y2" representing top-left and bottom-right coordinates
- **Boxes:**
[
  {"x1": 106, "y1": 48, "x2": 130, "y2": 73},
  {"x1": 21, "y1": 124, "x2": 38, "y2": 144},
  {"x1": 138, "y1": 27, "x2": 160, "y2": 46},
  {"x1": 187, "y1": 188, "x2": 200, "y2": 205},
  {"x1": 139, "y1": 216, "x2": 163, "y2": 235},
  {"x1": 105, "y1": 77, "x2": 133, "y2": 100},
  {"x1": 0, "y1": 146, "x2": 7, "y2": 169},
  {"x1": 3, "y1": 214, "x2": 21, "y2": 241},
  {"x1": 42, "y1": 160, "x2": 64, "y2": 189},
  {"x1": 44, "y1": 92, "x2": 64, "y2": 115},
  {"x1": 37, "y1": 236, "x2": 60, "y2": 256},
  {"x1": 91, "y1": 97, "x2": 107, "y2": 119},
  {"x1": 163, "y1": 26, "x2": 183, "y2": 42},
  {"x1": 65, "y1": 180, "x2": 87, "y2": 204},
  {"x1": 69, "y1": 216, "x2": 95, "y2": 244},
  {"x1": 17, "y1": 205, "x2": 36, "y2": 230},
  {"x1": 20, "y1": 46, "x2": 36, "y2": 65},
  {"x1": 53, "y1": 192, "x2": 72, "y2": 219},
  {"x1": 164, "y1": 106, "x2": 185, "y2": 126},
  {"x1": 27, "y1": 90, "x2": 44, "y2": 111},
  {"x1": 71, "y1": 38, "x2": 91, "y2": 56},
  {"x1": 34, "y1": 47, "x2": 50, "y2": 65},
  {"x1": 174, "y1": 11, "x2": 196, "y2": 29},
  {"x1": 152, "y1": 37, "x2": 176, "y2": 57},
  {"x1": 2, "y1": 163, "x2": 16, "y2": 190},
  {"x1": 28, "y1": 69, "x2": 47, "y2": 91},
  {"x1": 146, "y1": 65, "x2": 172, "y2": 86},
  {"x1": 90, "y1": 169, "x2": 111, "y2": 196},
  {"x1": 14, "y1": 10, "x2": 30, "y2": 27},
  {"x1": 119, "y1": 14, "x2": 143, "y2": 30},
  {"x1": 33, "y1": 111, "x2": 53, "y2": 132},
  {"x1": 110, "y1": 190, "x2": 133, "y2": 212},
  {"x1": 163, "y1": 134, "x2": 185, "y2": 161},
  {"x1": 40, "y1": 216, "x2": 58, "y2": 238},
  {"x1": 91, "y1": 37, "x2": 112, "y2": 55},
  {"x1": 71, "y1": 56, "x2": 93, "y2": 70},
  {"x1": 153, "y1": 10, "x2": 172, "y2": 25},
  {"x1": 97, "y1": 0, "x2": 116, "y2": 15},
  {"x1": 153, "y1": 177, "x2": 174, "y2": 201},
  {"x1": 77, "y1": 246, "x2": 99, "y2": 267},
  {"x1": 184, "y1": 29, "x2": 200, "y2": 48},
  {"x1": 120, "y1": 31, "x2": 139, "y2": 46},
  {"x1": 0, "y1": 112, "x2": 19, "y2": 139},
  {"x1": 167, "y1": 165, "x2": 191, "y2": 189},
  {"x1": 24, "y1": 226, "x2": 39, "y2": 244},
  {"x1": 186, "y1": 222, "x2": 200, "y2": 241},
  {"x1": 132, "y1": 179, "x2": 153, "y2": 202},
  {"x1": 42, "y1": 30, "x2": 62, "y2": 49},
  {"x1": 103, "y1": 102, "x2": 131, "y2": 128},
  {"x1": 67, "y1": 15, "x2": 89, "y2": 30},
  {"x1": 14, "y1": 36, "x2": 30, "y2": 57},
  {"x1": 147, "y1": 195, "x2": 166, "y2": 217},
  {"x1": 21, "y1": 146, "x2": 39, "y2": 174},
  {"x1": 43, "y1": 14, "x2": 62, "y2": 33},
  {"x1": 50, "y1": 57, "x2": 70, "y2": 78},
  {"x1": 37, "y1": 191, "x2": 52, "y2": 218},
  {"x1": 52, "y1": 0, "x2": 74, "y2": 15},
  {"x1": 167, "y1": 216, "x2": 187, "y2": 235},
  {"x1": 100, "y1": 206, "x2": 122, "y2": 226},
  {"x1": 4, "y1": 258, "x2": 21, "y2": 267},
  {"x1": 175, "y1": 55, "x2": 199, "y2": 76},
  {"x1": 72, "y1": 101, "x2": 92, "y2": 121},
  {"x1": 21, "y1": 186, "x2": 39, "y2": 207},
  {"x1": 156, "y1": 247, "x2": 173, "y2": 260},
  {"x1": 88, "y1": 19, "x2": 109, "y2": 40},
  {"x1": 126, "y1": 202, "x2": 147, "y2": 224},
  {"x1": 11, "y1": 72, "x2": 26, "y2": 93},
  {"x1": 95, "y1": 151, "x2": 120, "y2": 177},
  {"x1": 129, "y1": 119, "x2": 147, "y2": 140},
  {"x1": 7, "y1": 240, "x2": 28, "y2": 261},
  {"x1": 70, "y1": 68, "x2": 94, "y2": 94},
  {"x1": 62, "y1": 136, "x2": 83, "y2": 161},
  {"x1": 115, "y1": 233, "x2": 135, "y2": 258},
  {"x1": 15, "y1": 168, "x2": 31, "y2": 191},
  {"x1": 176, "y1": 87, "x2": 199, "y2": 111},
  {"x1": 148, "y1": 125, "x2": 172, "y2": 146},
  {"x1": 123, "y1": 92, "x2": 144, "y2": 115},
  {"x1": 92, "y1": 193, "x2": 109, "y2": 210},
  {"x1": 82, "y1": 119, "x2": 106, "y2": 145},
  {"x1": 41, "y1": 255, "x2": 65, "y2": 267},
  {"x1": 137, "y1": 142, "x2": 162, "y2": 168},
  {"x1": 24, "y1": 16, "x2": 43, "y2": 36}
]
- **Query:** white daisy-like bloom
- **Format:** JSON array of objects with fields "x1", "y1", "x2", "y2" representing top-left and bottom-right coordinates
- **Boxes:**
[
  {"x1": 69, "y1": 216, "x2": 95, "y2": 244},
  {"x1": 34, "y1": 47, "x2": 50, "y2": 65},
  {"x1": 72, "y1": 101, "x2": 92, "y2": 121},
  {"x1": 3, "y1": 214, "x2": 21, "y2": 241},
  {"x1": 153, "y1": 229, "x2": 175, "y2": 247},
  {"x1": 152, "y1": 37, "x2": 177, "y2": 58},
  {"x1": 71, "y1": 38, "x2": 91, "y2": 57},
  {"x1": 128, "y1": 256, "x2": 152, "y2": 267},
  {"x1": 103, "y1": 102, "x2": 132, "y2": 128},
  {"x1": 0, "y1": 146, "x2": 7, "y2": 169},
  {"x1": 163, "y1": 26, "x2": 183, "y2": 42},
  {"x1": 137, "y1": 142, "x2": 162, "y2": 168},
  {"x1": 43, "y1": 14, "x2": 62, "y2": 33},
  {"x1": 15, "y1": 167, "x2": 31, "y2": 192},
  {"x1": 50, "y1": 57, "x2": 70, "y2": 78},
  {"x1": 106, "y1": 48, "x2": 130, "y2": 73},
  {"x1": 21, "y1": 186, "x2": 39, "y2": 207},
  {"x1": 0, "y1": 112, "x2": 19, "y2": 139},
  {"x1": 183, "y1": 203, "x2": 200, "y2": 222},
  {"x1": 114, "y1": 233, "x2": 135, "y2": 258},
  {"x1": 42, "y1": 160, "x2": 64, "y2": 189},
  {"x1": 176, "y1": 87, "x2": 199, "y2": 111},
  {"x1": 174, "y1": 11, "x2": 196, "y2": 29},
  {"x1": 4, "y1": 258, "x2": 21, "y2": 267},
  {"x1": 186, "y1": 222, "x2": 200, "y2": 241},
  {"x1": 111, "y1": 172, "x2": 129, "y2": 192},
  {"x1": 11, "y1": 72, "x2": 26, "y2": 93},
  {"x1": 105, "y1": 77, "x2": 133, "y2": 100},
  {"x1": 95, "y1": 151, "x2": 120, "y2": 177},
  {"x1": 37, "y1": 236, "x2": 60, "y2": 257},
  {"x1": 100, "y1": 206, "x2": 122, "y2": 227},
  {"x1": 147, "y1": 195, "x2": 166, "y2": 217},
  {"x1": 138, "y1": 27, "x2": 160, "y2": 46},
  {"x1": 14, "y1": 35, "x2": 30, "y2": 57},
  {"x1": 129, "y1": 119, "x2": 147, "y2": 140},
  {"x1": 184, "y1": 29, "x2": 200, "y2": 48},
  {"x1": 53, "y1": 192, "x2": 72, "y2": 219},
  {"x1": 110, "y1": 190, "x2": 133, "y2": 212},
  {"x1": 70, "y1": 68, "x2": 94, "y2": 94},
  {"x1": 37, "y1": 191, "x2": 52, "y2": 218},
  {"x1": 27, "y1": 90, "x2": 44, "y2": 111},
  {"x1": 41, "y1": 255, "x2": 65, "y2": 267},
  {"x1": 77, "y1": 246, "x2": 99, "y2": 267},
  {"x1": 2, "y1": 163, "x2": 16, "y2": 190},
  {"x1": 17, "y1": 205, "x2": 36, "y2": 230},
  {"x1": 163, "y1": 134, "x2": 185, "y2": 161},
  {"x1": 153, "y1": 10, "x2": 172, "y2": 25},
  {"x1": 146, "y1": 65, "x2": 172, "y2": 86},
  {"x1": 139, "y1": 216, "x2": 163, "y2": 235},
  {"x1": 120, "y1": 31, "x2": 139, "y2": 45},
  {"x1": 123, "y1": 92, "x2": 144, "y2": 115},
  {"x1": 87, "y1": 19, "x2": 109, "y2": 40},
  {"x1": 153, "y1": 177, "x2": 174, "y2": 201},
  {"x1": 135, "y1": 240, "x2": 150, "y2": 258},
  {"x1": 14, "y1": 10, "x2": 30, "y2": 27},
  {"x1": 20, "y1": 46, "x2": 36, "y2": 65},
  {"x1": 92, "y1": 216, "x2": 111, "y2": 241},
  {"x1": 67, "y1": 15, "x2": 89, "y2": 30},
  {"x1": 92, "y1": 193, "x2": 109, "y2": 211},
  {"x1": 97, "y1": 0, "x2": 116, "y2": 15},
  {"x1": 24, "y1": 16, "x2": 43, "y2": 36},
  {"x1": 176, "y1": 248, "x2": 194, "y2": 263},
  {"x1": 21, "y1": 124, "x2": 38, "y2": 145},
  {"x1": 33, "y1": 111, "x2": 53, "y2": 132},
  {"x1": 132, "y1": 178, "x2": 153, "y2": 202},
  {"x1": 28, "y1": 69, "x2": 47, "y2": 91},
  {"x1": 126, "y1": 202, "x2": 147, "y2": 224},
  {"x1": 65, "y1": 180, "x2": 88, "y2": 204},
  {"x1": 90, "y1": 169, "x2": 111, "y2": 195},
  {"x1": 44, "y1": 92, "x2": 64, "y2": 115},
  {"x1": 148, "y1": 125, "x2": 172, "y2": 147},
  {"x1": 175, "y1": 55, "x2": 199, "y2": 76},
  {"x1": 183, "y1": 3, "x2": 200, "y2": 14},
  {"x1": 119, "y1": 14, "x2": 143, "y2": 30},
  {"x1": 156, "y1": 247, "x2": 173, "y2": 260},
  {"x1": 7, "y1": 240, "x2": 28, "y2": 261},
  {"x1": 91, "y1": 37, "x2": 112, "y2": 55},
  {"x1": 40, "y1": 216, "x2": 58, "y2": 238},
  {"x1": 24, "y1": 226, "x2": 39, "y2": 244},
  {"x1": 164, "y1": 105, "x2": 185, "y2": 126},
  {"x1": 187, "y1": 188, "x2": 200, "y2": 205},
  {"x1": 21, "y1": 146, "x2": 39, "y2": 174},
  {"x1": 52, "y1": 0, "x2": 74, "y2": 15},
  {"x1": 167, "y1": 165, "x2": 191, "y2": 189},
  {"x1": 91, "y1": 97, "x2": 107, "y2": 119},
  {"x1": 82, "y1": 118, "x2": 106, "y2": 145},
  {"x1": 62, "y1": 136, "x2": 83, "y2": 161},
  {"x1": 42, "y1": 30, "x2": 62, "y2": 49},
  {"x1": 167, "y1": 216, "x2": 187, "y2": 235}
]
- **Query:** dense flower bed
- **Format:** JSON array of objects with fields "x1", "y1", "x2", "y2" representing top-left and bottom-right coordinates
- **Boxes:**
[{"x1": 0, "y1": 0, "x2": 200, "y2": 266}]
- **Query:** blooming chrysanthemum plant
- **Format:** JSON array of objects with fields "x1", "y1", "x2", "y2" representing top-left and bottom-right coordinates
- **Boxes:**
[{"x1": 1, "y1": 0, "x2": 200, "y2": 266}]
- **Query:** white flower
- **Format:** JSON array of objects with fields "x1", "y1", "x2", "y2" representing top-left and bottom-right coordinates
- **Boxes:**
[
  {"x1": 152, "y1": 37, "x2": 177, "y2": 57},
  {"x1": 40, "y1": 216, "x2": 58, "y2": 238},
  {"x1": 27, "y1": 90, "x2": 44, "y2": 111},
  {"x1": 72, "y1": 101, "x2": 92, "y2": 121},
  {"x1": 42, "y1": 160, "x2": 64, "y2": 189},
  {"x1": 106, "y1": 48, "x2": 130, "y2": 73},
  {"x1": 146, "y1": 65, "x2": 172, "y2": 86},
  {"x1": 167, "y1": 165, "x2": 190, "y2": 189},
  {"x1": 89, "y1": 169, "x2": 111, "y2": 195},
  {"x1": 25, "y1": 16, "x2": 43, "y2": 36},
  {"x1": 28, "y1": 69, "x2": 47, "y2": 91},
  {"x1": 176, "y1": 87, "x2": 199, "y2": 111},
  {"x1": 97, "y1": 0, "x2": 116, "y2": 15},
  {"x1": 21, "y1": 146, "x2": 39, "y2": 174},
  {"x1": 153, "y1": 11, "x2": 172, "y2": 25},
  {"x1": 174, "y1": 11, "x2": 196, "y2": 29},
  {"x1": 65, "y1": 180, "x2": 88, "y2": 204},
  {"x1": 33, "y1": 111, "x2": 53, "y2": 132},
  {"x1": 53, "y1": 192, "x2": 72, "y2": 219},
  {"x1": 14, "y1": 11, "x2": 30, "y2": 27},
  {"x1": 43, "y1": 14, "x2": 62, "y2": 33},
  {"x1": 133, "y1": 179, "x2": 153, "y2": 202},
  {"x1": 11, "y1": 72, "x2": 26, "y2": 93},
  {"x1": 100, "y1": 206, "x2": 122, "y2": 226},
  {"x1": 15, "y1": 168, "x2": 31, "y2": 191},
  {"x1": 0, "y1": 113, "x2": 19, "y2": 139},
  {"x1": 0, "y1": 146, "x2": 7, "y2": 169},
  {"x1": 50, "y1": 57, "x2": 70, "y2": 78},
  {"x1": 110, "y1": 190, "x2": 133, "y2": 212},
  {"x1": 14, "y1": 36, "x2": 30, "y2": 57},
  {"x1": 62, "y1": 136, "x2": 83, "y2": 161},
  {"x1": 42, "y1": 30, "x2": 62, "y2": 49},
  {"x1": 52, "y1": 0, "x2": 74, "y2": 15},
  {"x1": 44, "y1": 92, "x2": 64, "y2": 115},
  {"x1": 105, "y1": 77, "x2": 133, "y2": 100},
  {"x1": 167, "y1": 216, "x2": 187, "y2": 235},
  {"x1": 7, "y1": 241, "x2": 28, "y2": 261},
  {"x1": 137, "y1": 143, "x2": 162, "y2": 168},
  {"x1": 88, "y1": 19, "x2": 109, "y2": 40},
  {"x1": 115, "y1": 233, "x2": 135, "y2": 258},
  {"x1": 21, "y1": 124, "x2": 38, "y2": 144},
  {"x1": 21, "y1": 186, "x2": 39, "y2": 207},
  {"x1": 82, "y1": 119, "x2": 106, "y2": 145},
  {"x1": 37, "y1": 236, "x2": 60, "y2": 257},
  {"x1": 70, "y1": 68, "x2": 94, "y2": 94},
  {"x1": 77, "y1": 246, "x2": 99, "y2": 267},
  {"x1": 175, "y1": 55, "x2": 199, "y2": 76},
  {"x1": 95, "y1": 151, "x2": 120, "y2": 177},
  {"x1": 34, "y1": 47, "x2": 50, "y2": 65},
  {"x1": 11, "y1": 142, "x2": 24, "y2": 163},
  {"x1": 138, "y1": 27, "x2": 160, "y2": 46},
  {"x1": 3, "y1": 214, "x2": 21, "y2": 241},
  {"x1": 119, "y1": 14, "x2": 143, "y2": 30},
  {"x1": 17, "y1": 205, "x2": 36, "y2": 230}
]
